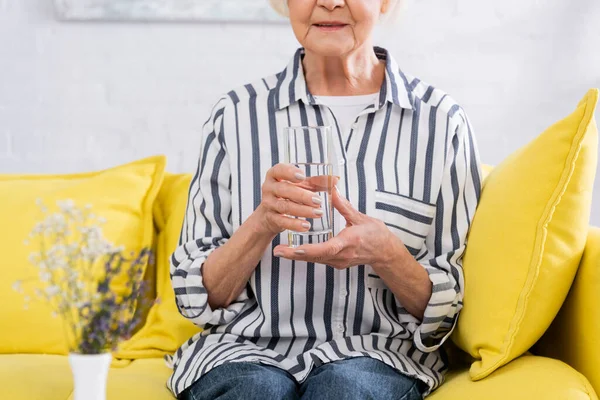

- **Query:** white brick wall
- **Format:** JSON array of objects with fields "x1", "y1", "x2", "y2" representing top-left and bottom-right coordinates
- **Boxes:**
[{"x1": 1, "y1": 0, "x2": 599, "y2": 225}]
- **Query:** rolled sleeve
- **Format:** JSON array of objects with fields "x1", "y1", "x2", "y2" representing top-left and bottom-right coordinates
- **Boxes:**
[
  {"x1": 170, "y1": 96, "x2": 251, "y2": 329},
  {"x1": 413, "y1": 109, "x2": 482, "y2": 353},
  {"x1": 171, "y1": 241, "x2": 250, "y2": 327}
]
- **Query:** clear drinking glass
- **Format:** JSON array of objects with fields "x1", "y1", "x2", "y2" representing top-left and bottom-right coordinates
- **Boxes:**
[{"x1": 283, "y1": 126, "x2": 334, "y2": 248}]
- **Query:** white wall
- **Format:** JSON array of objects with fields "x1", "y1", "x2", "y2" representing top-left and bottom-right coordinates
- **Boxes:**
[{"x1": 1, "y1": 0, "x2": 599, "y2": 225}]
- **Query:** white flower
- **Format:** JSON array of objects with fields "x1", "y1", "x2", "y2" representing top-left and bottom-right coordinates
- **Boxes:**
[
  {"x1": 39, "y1": 272, "x2": 51, "y2": 282},
  {"x1": 31, "y1": 222, "x2": 45, "y2": 235},
  {"x1": 35, "y1": 198, "x2": 48, "y2": 213},
  {"x1": 47, "y1": 214, "x2": 67, "y2": 233},
  {"x1": 28, "y1": 252, "x2": 39, "y2": 264},
  {"x1": 56, "y1": 199, "x2": 75, "y2": 213},
  {"x1": 12, "y1": 280, "x2": 22, "y2": 293},
  {"x1": 45, "y1": 286, "x2": 60, "y2": 297}
]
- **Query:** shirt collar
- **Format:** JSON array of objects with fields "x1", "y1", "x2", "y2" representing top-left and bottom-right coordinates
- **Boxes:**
[{"x1": 275, "y1": 46, "x2": 415, "y2": 111}]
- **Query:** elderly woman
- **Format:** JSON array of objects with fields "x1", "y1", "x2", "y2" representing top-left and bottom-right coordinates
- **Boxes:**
[{"x1": 168, "y1": 0, "x2": 482, "y2": 399}]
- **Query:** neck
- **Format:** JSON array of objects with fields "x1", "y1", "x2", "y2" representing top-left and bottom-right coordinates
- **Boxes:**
[{"x1": 302, "y1": 44, "x2": 385, "y2": 97}]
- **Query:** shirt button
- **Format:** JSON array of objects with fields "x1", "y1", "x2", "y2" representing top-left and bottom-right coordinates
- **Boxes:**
[
  {"x1": 336, "y1": 323, "x2": 344, "y2": 332},
  {"x1": 340, "y1": 289, "x2": 348, "y2": 297}
]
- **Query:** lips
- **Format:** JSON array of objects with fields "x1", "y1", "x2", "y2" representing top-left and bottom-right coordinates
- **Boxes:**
[
  {"x1": 313, "y1": 21, "x2": 348, "y2": 28},
  {"x1": 313, "y1": 22, "x2": 348, "y2": 31}
]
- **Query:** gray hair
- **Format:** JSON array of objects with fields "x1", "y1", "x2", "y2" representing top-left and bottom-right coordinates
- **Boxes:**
[{"x1": 268, "y1": 0, "x2": 407, "y2": 23}]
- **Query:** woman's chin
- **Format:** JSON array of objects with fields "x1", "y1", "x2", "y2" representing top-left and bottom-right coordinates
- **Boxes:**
[{"x1": 304, "y1": 41, "x2": 355, "y2": 57}]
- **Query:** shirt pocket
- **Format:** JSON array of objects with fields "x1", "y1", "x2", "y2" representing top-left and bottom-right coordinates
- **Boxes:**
[
  {"x1": 373, "y1": 189, "x2": 436, "y2": 258},
  {"x1": 366, "y1": 190, "x2": 437, "y2": 290}
]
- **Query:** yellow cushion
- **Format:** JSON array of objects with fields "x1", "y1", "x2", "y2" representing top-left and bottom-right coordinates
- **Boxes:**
[
  {"x1": 103, "y1": 358, "x2": 174, "y2": 400},
  {"x1": 0, "y1": 354, "x2": 73, "y2": 400},
  {"x1": 0, "y1": 355, "x2": 175, "y2": 400},
  {"x1": 3, "y1": 354, "x2": 594, "y2": 400},
  {"x1": 115, "y1": 173, "x2": 201, "y2": 360},
  {"x1": 429, "y1": 355, "x2": 598, "y2": 400},
  {"x1": 452, "y1": 89, "x2": 599, "y2": 380},
  {"x1": 0, "y1": 156, "x2": 166, "y2": 355}
]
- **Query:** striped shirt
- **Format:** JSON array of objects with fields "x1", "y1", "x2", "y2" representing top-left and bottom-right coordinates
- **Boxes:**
[{"x1": 166, "y1": 47, "x2": 482, "y2": 397}]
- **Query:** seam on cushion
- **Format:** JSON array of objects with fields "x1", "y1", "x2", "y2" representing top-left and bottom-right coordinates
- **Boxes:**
[
  {"x1": 153, "y1": 199, "x2": 167, "y2": 231},
  {"x1": 575, "y1": 366, "x2": 597, "y2": 400},
  {"x1": 474, "y1": 91, "x2": 596, "y2": 379},
  {"x1": 140, "y1": 158, "x2": 167, "y2": 257}
]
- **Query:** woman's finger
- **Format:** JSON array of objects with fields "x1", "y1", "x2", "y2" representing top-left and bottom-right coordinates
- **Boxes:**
[
  {"x1": 272, "y1": 181, "x2": 323, "y2": 207},
  {"x1": 269, "y1": 163, "x2": 306, "y2": 183},
  {"x1": 270, "y1": 198, "x2": 324, "y2": 219},
  {"x1": 274, "y1": 236, "x2": 345, "y2": 260},
  {"x1": 267, "y1": 213, "x2": 312, "y2": 233},
  {"x1": 332, "y1": 186, "x2": 361, "y2": 224}
]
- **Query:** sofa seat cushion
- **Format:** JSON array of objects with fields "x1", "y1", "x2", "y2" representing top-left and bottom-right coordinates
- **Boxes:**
[
  {"x1": 0, "y1": 355, "x2": 174, "y2": 400},
  {"x1": 2, "y1": 354, "x2": 595, "y2": 399},
  {"x1": 429, "y1": 355, "x2": 598, "y2": 400},
  {"x1": 103, "y1": 358, "x2": 174, "y2": 400},
  {"x1": 0, "y1": 354, "x2": 73, "y2": 400}
]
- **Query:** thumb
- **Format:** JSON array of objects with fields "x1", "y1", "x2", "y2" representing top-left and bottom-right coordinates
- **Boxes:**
[{"x1": 333, "y1": 186, "x2": 360, "y2": 224}]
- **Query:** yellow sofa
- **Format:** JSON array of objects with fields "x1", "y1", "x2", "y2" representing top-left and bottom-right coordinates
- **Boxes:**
[{"x1": 1, "y1": 172, "x2": 598, "y2": 400}]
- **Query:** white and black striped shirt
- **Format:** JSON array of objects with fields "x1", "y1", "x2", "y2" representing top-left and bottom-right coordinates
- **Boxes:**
[{"x1": 167, "y1": 47, "x2": 482, "y2": 397}]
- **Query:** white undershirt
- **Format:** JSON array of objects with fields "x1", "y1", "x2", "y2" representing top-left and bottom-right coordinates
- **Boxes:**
[{"x1": 314, "y1": 93, "x2": 380, "y2": 137}]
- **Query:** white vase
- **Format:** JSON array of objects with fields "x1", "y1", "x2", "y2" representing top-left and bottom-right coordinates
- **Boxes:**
[{"x1": 68, "y1": 352, "x2": 112, "y2": 400}]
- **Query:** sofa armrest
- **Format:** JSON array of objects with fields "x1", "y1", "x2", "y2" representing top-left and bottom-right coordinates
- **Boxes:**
[{"x1": 534, "y1": 226, "x2": 600, "y2": 393}]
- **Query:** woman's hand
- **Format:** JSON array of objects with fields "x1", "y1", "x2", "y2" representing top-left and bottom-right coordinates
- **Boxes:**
[
  {"x1": 254, "y1": 163, "x2": 327, "y2": 237},
  {"x1": 273, "y1": 187, "x2": 398, "y2": 270}
]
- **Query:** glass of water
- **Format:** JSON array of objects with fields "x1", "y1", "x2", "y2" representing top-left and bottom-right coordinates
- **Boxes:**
[{"x1": 284, "y1": 126, "x2": 334, "y2": 248}]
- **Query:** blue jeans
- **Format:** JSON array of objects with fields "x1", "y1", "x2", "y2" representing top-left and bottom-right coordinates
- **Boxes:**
[{"x1": 179, "y1": 357, "x2": 424, "y2": 400}]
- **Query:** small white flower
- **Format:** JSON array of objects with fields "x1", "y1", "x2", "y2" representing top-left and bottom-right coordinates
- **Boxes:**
[
  {"x1": 39, "y1": 272, "x2": 51, "y2": 282},
  {"x1": 35, "y1": 198, "x2": 48, "y2": 213},
  {"x1": 28, "y1": 253, "x2": 38, "y2": 264},
  {"x1": 12, "y1": 280, "x2": 22, "y2": 293},
  {"x1": 56, "y1": 199, "x2": 75, "y2": 213},
  {"x1": 45, "y1": 286, "x2": 60, "y2": 297},
  {"x1": 32, "y1": 223, "x2": 44, "y2": 235}
]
